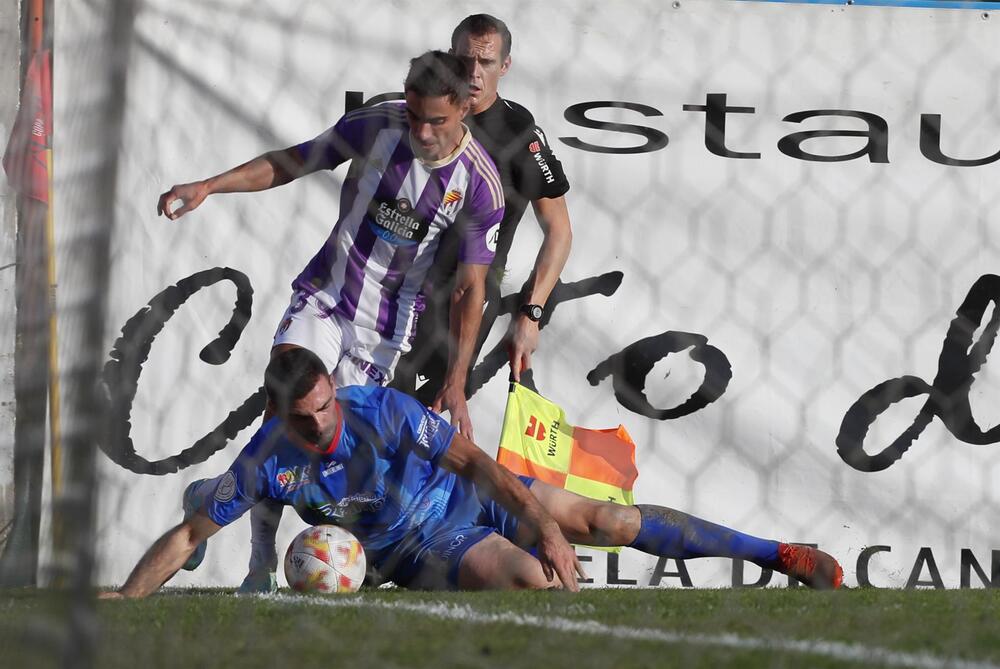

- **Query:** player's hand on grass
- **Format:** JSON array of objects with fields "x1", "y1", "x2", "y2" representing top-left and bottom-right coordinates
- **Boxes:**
[
  {"x1": 98, "y1": 591, "x2": 124, "y2": 600},
  {"x1": 157, "y1": 181, "x2": 209, "y2": 220},
  {"x1": 536, "y1": 520, "x2": 585, "y2": 592},
  {"x1": 431, "y1": 382, "x2": 474, "y2": 440},
  {"x1": 506, "y1": 316, "x2": 540, "y2": 382}
]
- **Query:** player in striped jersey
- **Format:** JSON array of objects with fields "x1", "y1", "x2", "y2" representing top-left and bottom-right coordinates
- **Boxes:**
[
  {"x1": 158, "y1": 51, "x2": 501, "y2": 398},
  {"x1": 156, "y1": 51, "x2": 503, "y2": 591}
]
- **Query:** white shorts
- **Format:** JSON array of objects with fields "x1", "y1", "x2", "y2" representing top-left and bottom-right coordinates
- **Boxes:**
[{"x1": 271, "y1": 291, "x2": 414, "y2": 387}]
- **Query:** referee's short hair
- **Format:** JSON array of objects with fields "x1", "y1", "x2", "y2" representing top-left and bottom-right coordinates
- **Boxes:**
[
  {"x1": 264, "y1": 347, "x2": 329, "y2": 415},
  {"x1": 404, "y1": 51, "x2": 470, "y2": 105},
  {"x1": 451, "y1": 14, "x2": 512, "y2": 59}
]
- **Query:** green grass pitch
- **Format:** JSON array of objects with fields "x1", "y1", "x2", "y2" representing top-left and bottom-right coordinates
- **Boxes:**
[{"x1": 4, "y1": 587, "x2": 1000, "y2": 668}]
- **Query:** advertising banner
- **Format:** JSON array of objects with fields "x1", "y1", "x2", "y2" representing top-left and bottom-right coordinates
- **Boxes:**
[{"x1": 59, "y1": 0, "x2": 1000, "y2": 588}]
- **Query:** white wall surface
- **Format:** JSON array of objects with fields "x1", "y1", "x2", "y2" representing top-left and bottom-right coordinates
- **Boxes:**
[{"x1": 54, "y1": 0, "x2": 1000, "y2": 589}]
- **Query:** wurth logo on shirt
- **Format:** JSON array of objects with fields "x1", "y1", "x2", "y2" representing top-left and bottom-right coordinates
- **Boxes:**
[{"x1": 530, "y1": 128, "x2": 556, "y2": 185}]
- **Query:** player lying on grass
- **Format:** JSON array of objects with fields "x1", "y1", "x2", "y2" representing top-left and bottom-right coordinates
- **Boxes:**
[{"x1": 103, "y1": 348, "x2": 843, "y2": 597}]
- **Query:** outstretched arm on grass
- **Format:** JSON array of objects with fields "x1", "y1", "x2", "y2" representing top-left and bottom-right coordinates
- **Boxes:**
[{"x1": 101, "y1": 513, "x2": 222, "y2": 599}]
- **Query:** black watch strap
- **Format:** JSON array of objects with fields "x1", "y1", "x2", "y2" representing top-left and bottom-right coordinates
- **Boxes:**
[{"x1": 520, "y1": 303, "x2": 544, "y2": 322}]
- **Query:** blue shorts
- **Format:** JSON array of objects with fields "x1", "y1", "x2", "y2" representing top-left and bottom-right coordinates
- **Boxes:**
[{"x1": 381, "y1": 475, "x2": 536, "y2": 590}]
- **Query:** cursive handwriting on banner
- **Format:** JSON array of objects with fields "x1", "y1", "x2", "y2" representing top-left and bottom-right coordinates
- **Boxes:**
[{"x1": 836, "y1": 274, "x2": 1000, "y2": 472}]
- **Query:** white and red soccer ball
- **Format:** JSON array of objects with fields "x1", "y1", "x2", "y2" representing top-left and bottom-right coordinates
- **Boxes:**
[{"x1": 284, "y1": 525, "x2": 366, "y2": 593}]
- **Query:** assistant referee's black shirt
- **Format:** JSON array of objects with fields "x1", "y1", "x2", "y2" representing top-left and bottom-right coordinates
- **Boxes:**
[{"x1": 466, "y1": 96, "x2": 570, "y2": 269}]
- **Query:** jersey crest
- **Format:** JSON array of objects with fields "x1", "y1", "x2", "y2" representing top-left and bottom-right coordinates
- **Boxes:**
[{"x1": 441, "y1": 189, "x2": 463, "y2": 217}]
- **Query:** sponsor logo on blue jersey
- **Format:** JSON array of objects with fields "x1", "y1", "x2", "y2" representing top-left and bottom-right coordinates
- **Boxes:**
[
  {"x1": 415, "y1": 415, "x2": 440, "y2": 452},
  {"x1": 322, "y1": 492, "x2": 385, "y2": 520},
  {"x1": 276, "y1": 466, "x2": 311, "y2": 492},
  {"x1": 321, "y1": 461, "x2": 344, "y2": 478}
]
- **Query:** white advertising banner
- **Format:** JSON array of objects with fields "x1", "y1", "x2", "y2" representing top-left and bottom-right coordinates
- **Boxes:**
[{"x1": 58, "y1": 0, "x2": 1000, "y2": 589}]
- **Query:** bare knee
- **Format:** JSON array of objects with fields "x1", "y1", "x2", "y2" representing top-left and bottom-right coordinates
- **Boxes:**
[
  {"x1": 531, "y1": 482, "x2": 640, "y2": 547},
  {"x1": 458, "y1": 534, "x2": 551, "y2": 591},
  {"x1": 510, "y1": 568, "x2": 551, "y2": 590},
  {"x1": 587, "y1": 503, "x2": 641, "y2": 546}
]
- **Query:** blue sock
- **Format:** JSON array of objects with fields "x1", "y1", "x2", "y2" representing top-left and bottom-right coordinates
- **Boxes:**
[{"x1": 627, "y1": 505, "x2": 780, "y2": 567}]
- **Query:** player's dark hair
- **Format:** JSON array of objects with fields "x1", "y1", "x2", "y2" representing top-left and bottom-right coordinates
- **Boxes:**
[
  {"x1": 264, "y1": 348, "x2": 329, "y2": 415},
  {"x1": 451, "y1": 14, "x2": 512, "y2": 58},
  {"x1": 404, "y1": 50, "x2": 470, "y2": 104}
]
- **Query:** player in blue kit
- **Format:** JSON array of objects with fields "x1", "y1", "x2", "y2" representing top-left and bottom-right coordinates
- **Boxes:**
[{"x1": 104, "y1": 348, "x2": 842, "y2": 598}]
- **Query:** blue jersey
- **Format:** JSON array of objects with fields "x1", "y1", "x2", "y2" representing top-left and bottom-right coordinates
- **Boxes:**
[{"x1": 203, "y1": 386, "x2": 485, "y2": 569}]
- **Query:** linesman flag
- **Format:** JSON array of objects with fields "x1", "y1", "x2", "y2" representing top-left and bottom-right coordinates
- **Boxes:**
[
  {"x1": 3, "y1": 49, "x2": 52, "y2": 203},
  {"x1": 497, "y1": 383, "x2": 638, "y2": 550}
]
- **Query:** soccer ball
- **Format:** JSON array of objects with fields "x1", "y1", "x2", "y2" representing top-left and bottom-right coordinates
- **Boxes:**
[{"x1": 284, "y1": 525, "x2": 366, "y2": 594}]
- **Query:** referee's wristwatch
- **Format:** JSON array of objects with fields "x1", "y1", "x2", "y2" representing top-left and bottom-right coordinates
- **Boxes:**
[{"x1": 519, "y1": 303, "x2": 544, "y2": 322}]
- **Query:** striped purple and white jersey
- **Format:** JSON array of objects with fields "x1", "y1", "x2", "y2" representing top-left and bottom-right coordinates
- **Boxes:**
[{"x1": 291, "y1": 102, "x2": 504, "y2": 342}]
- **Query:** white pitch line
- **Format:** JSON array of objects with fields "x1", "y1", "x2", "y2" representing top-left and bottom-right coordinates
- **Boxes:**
[{"x1": 263, "y1": 593, "x2": 999, "y2": 669}]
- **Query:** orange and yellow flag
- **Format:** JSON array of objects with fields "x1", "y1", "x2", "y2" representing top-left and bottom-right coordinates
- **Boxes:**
[{"x1": 497, "y1": 383, "x2": 638, "y2": 550}]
